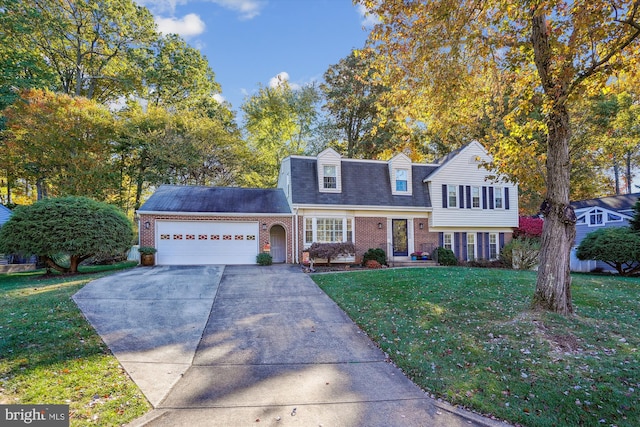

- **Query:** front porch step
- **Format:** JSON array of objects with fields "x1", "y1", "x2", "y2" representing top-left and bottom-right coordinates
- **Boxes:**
[{"x1": 389, "y1": 260, "x2": 437, "y2": 267}]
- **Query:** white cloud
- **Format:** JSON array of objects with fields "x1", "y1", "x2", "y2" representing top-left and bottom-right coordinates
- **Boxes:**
[
  {"x1": 212, "y1": 93, "x2": 226, "y2": 103},
  {"x1": 135, "y1": 0, "x2": 265, "y2": 20},
  {"x1": 212, "y1": 0, "x2": 265, "y2": 20},
  {"x1": 155, "y1": 13, "x2": 206, "y2": 37},
  {"x1": 269, "y1": 71, "x2": 290, "y2": 88},
  {"x1": 356, "y1": 3, "x2": 379, "y2": 27}
]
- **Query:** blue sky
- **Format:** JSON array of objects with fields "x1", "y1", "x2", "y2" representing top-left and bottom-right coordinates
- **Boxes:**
[{"x1": 135, "y1": 0, "x2": 377, "y2": 112}]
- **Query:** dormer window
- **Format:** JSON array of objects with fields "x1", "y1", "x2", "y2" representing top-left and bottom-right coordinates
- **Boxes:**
[
  {"x1": 323, "y1": 165, "x2": 337, "y2": 189},
  {"x1": 395, "y1": 169, "x2": 408, "y2": 192},
  {"x1": 589, "y1": 209, "x2": 603, "y2": 226}
]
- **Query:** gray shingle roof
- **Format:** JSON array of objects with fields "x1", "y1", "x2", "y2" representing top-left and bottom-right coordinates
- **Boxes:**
[
  {"x1": 290, "y1": 158, "x2": 435, "y2": 207},
  {"x1": 138, "y1": 185, "x2": 291, "y2": 214},
  {"x1": 571, "y1": 193, "x2": 640, "y2": 213}
]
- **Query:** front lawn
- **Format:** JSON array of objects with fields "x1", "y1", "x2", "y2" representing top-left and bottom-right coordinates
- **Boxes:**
[
  {"x1": 0, "y1": 262, "x2": 151, "y2": 426},
  {"x1": 312, "y1": 267, "x2": 639, "y2": 427}
]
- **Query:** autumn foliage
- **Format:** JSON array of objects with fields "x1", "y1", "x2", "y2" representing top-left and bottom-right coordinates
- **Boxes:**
[{"x1": 513, "y1": 216, "x2": 544, "y2": 240}]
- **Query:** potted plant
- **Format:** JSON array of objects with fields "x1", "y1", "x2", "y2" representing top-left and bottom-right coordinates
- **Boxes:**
[
  {"x1": 410, "y1": 251, "x2": 422, "y2": 260},
  {"x1": 139, "y1": 246, "x2": 157, "y2": 266}
]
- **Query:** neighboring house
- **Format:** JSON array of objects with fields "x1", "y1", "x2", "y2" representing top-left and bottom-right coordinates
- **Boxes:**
[
  {"x1": 570, "y1": 192, "x2": 640, "y2": 272},
  {"x1": 0, "y1": 205, "x2": 11, "y2": 265},
  {"x1": 138, "y1": 141, "x2": 519, "y2": 265}
]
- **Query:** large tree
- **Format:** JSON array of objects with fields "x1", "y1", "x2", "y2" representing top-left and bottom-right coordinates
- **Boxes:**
[
  {"x1": 5, "y1": 0, "x2": 157, "y2": 103},
  {"x1": 361, "y1": 0, "x2": 640, "y2": 314},
  {"x1": 1, "y1": 88, "x2": 117, "y2": 201}
]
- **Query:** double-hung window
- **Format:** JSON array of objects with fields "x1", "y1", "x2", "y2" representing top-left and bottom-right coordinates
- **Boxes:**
[
  {"x1": 395, "y1": 169, "x2": 408, "y2": 192},
  {"x1": 323, "y1": 165, "x2": 337, "y2": 189},
  {"x1": 489, "y1": 233, "x2": 498, "y2": 259},
  {"x1": 447, "y1": 185, "x2": 457, "y2": 208},
  {"x1": 467, "y1": 233, "x2": 475, "y2": 261},
  {"x1": 494, "y1": 187, "x2": 503, "y2": 209},
  {"x1": 472, "y1": 186, "x2": 481, "y2": 208},
  {"x1": 443, "y1": 233, "x2": 453, "y2": 251}
]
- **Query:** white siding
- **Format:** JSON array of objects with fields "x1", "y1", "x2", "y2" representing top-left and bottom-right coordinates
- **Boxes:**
[
  {"x1": 428, "y1": 142, "x2": 519, "y2": 228},
  {"x1": 317, "y1": 148, "x2": 342, "y2": 193},
  {"x1": 389, "y1": 153, "x2": 413, "y2": 196}
]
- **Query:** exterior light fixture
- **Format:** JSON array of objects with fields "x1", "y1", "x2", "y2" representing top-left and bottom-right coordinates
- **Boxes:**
[
  {"x1": 378, "y1": 222, "x2": 383, "y2": 229},
  {"x1": 144, "y1": 221, "x2": 150, "y2": 230},
  {"x1": 419, "y1": 222, "x2": 424, "y2": 229},
  {"x1": 262, "y1": 223, "x2": 267, "y2": 230}
]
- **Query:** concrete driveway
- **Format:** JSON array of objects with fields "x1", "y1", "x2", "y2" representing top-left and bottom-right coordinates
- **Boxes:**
[{"x1": 73, "y1": 265, "x2": 504, "y2": 427}]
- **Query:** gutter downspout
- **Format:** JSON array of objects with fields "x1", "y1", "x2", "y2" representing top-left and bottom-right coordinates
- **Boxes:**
[{"x1": 294, "y1": 207, "x2": 299, "y2": 264}]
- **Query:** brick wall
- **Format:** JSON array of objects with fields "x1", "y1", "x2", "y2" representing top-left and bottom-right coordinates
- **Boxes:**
[
  {"x1": 354, "y1": 217, "x2": 388, "y2": 263},
  {"x1": 413, "y1": 218, "x2": 439, "y2": 256}
]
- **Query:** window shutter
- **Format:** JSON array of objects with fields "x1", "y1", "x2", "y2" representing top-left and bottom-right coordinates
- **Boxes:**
[
  {"x1": 442, "y1": 184, "x2": 448, "y2": 208},
  {"x1": 499, "y1": 232, "x2": 505, "y2": 249},
  {"x1": 489, "y1": 187, "x2": 494, "y2": 209},
  {"x1": 505, "y1": 187, "x2": 510, "y2": 210},
  {"x1": 484, "y1": 233, "x2": 490, "y2": 258},
  {"x1": 466, "y1": 186, "x2": 471, "y2": 209},
  {"x1": 454, "y1": 232, "x2": 461, "y2": 259},
  {"x1": 439, "y1": 232, "x2": 444, "y2": 247},
  {"x1": 482, "y1": 186, "x2": 487, "y2": 209},
  {"x1": 477, "y1": 232, "x2": 484, "y2": 259},
  {"x1": 462, "y1": 232, "x2": 468, "y2": 260},
  {"x1": 459, "y1": 185, "x2": 464, "y2": 209}
]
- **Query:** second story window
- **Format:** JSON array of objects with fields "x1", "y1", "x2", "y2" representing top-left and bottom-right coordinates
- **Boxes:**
[
  {"x1": 448, "y1": 185, "x2": 457, "y2": 208},
  {"x1": 494, "y1": 187, "x2": 503, "y2": 209},
  {"x1": 323, "y1": 165, "x2": 337, "y2": 189},
  {"x1": 589, "y1": 209, "x2": 603, "y2": 226},
  {"x1": 395, "y1": 169, "x2": 408, "y2": 192},
  {"x1": 472, "y1": 186, "x2": 480, "y2": 208}
]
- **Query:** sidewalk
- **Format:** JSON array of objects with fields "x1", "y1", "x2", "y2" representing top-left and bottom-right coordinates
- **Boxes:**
[{"x1": 75, "y1": 265, "x2": 507, "y2": 427}]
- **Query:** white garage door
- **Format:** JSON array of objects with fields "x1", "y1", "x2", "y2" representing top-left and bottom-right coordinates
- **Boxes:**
[{"x1": 156, "y1": 221, "x2": 259, "y2": 265}]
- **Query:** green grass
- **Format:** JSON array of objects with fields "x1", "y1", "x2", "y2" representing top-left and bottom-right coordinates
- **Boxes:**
[
  {"x1": 0, "y1": 262, "x2": 151, "y2": 426},
  {"x1": 312, "y1": 267, "x2": 640, "y2": 427}
]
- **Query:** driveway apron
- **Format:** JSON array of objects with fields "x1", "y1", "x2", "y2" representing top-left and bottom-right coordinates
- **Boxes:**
[{"x1": 76, "y1": 265, "x2": 503, "y2": 427}]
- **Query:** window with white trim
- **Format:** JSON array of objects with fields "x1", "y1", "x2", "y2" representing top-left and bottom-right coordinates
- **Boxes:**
[
  {"x1": 304, "y1": 217, "x2": 354, "y2": 246},
  {"x1": 323, "y1": 165, "x2": 337, "y2": 189},
  {"x1": 489, "y1": 233, "x2": 498, "y2": 259},
  {"x1": 589, "y1": 209, "x2": 603, "y2": 226},
  {"x1": 494, "y1": 187, "x2": 503, "y2": 209},
  {"x1": 607, "y1": 212, "x2": 622, "y2": 221},
  {"x1": 472, "y1": 186, "x2": 481, "y2": 208},
  {"x1": 467, "y1": 233, "x2": 475, "y2": 261},
  {"x1": 447, "y1": 185, "x2": 457, "y2": 208},
  {"x1": 443, "y1": 233, "x2": 453, "y2": 251},
  {"x1": 395, "y1": 169, "x2": 408, "y2": 192}
]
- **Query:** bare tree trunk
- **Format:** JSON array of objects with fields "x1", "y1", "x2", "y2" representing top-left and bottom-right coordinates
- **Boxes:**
[
  {"x1": 533, "y1": 105, "x2": 576, "y2": 315},
  {"x1": 625, "y1": 150, "x2": 632, "y2": 194},
  {"x1": 613, "y1": 154, "x2": 621, "y2": 194}
]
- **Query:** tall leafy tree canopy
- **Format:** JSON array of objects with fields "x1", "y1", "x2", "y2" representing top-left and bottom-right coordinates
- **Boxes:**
[{"x1": 361, "y1": 0, "x2": 640, "y2": 314}]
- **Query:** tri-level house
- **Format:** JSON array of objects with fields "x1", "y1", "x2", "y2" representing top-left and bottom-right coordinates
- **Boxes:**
[{"x1": 137, "y1": 141, "x2": 519, "y2": 265}]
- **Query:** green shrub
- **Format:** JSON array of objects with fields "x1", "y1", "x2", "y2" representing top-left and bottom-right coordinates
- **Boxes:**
[
  {"x1": 138, "y1": 246, "x2": 157, "y2": 254},
  {"x1": 500, "y1": 238, "x2": 540, "y2": 270},
  {"x1": 576, "y1": 227, "x2": 640, "y2": 276},
  {"x1": 434, "y1": 247, "x2": 458, "y2": 266},
  {"x1": 362, "y1": 248, "x2": 387, "y2": 266},
  {"x1": 256, "y1": 252, "x2": 273, "y2": 266}
]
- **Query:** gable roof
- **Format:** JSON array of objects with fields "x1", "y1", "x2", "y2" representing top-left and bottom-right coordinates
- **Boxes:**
[
  {"x1": 0, "y1": 205, "x2": 12, "y2": 225},
  {"x1": 571, "y1": 193, "x2": 640, "y2": 213},
  {"x1": 138, "y1": 185, "x2": 291, "y2": 214},
  {"x1": 424, "y1": 141, "x2": 488, "y2": 181},
  {"x1": 289, "y1": 158, "x2": 436, "y2": 208}
]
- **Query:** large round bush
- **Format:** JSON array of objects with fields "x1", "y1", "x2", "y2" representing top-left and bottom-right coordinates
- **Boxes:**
[
  {"x1": 0, "y1": 197, "x2": 133, "y2": 273},
  {"x1": 576, "y1": 227, "x2": 640, "y2": 276}
]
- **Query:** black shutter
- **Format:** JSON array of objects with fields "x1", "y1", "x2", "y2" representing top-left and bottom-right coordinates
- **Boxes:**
[
  {"x1": 454, "y1": 232, "x2": 461, "y2": 259},
  {"x1": 505, "y1": 187, "x2": 510, "y2": 210},
  {"x1": 482, "y1": 186, "x2": 487, "y2": 209},
  {"x1": 477, "y1": 232, "x2": 484, "y2": 259},
  {"x1": 442, "y1": 184, "x2": 448, "y2": 208},
  {"x1": 499, "y1": 232, "x2": 505, "y2": 249},
  {"x1": 459, "y1": 185, "x2": 464, "y2": 209},
  {"x1": 439, "y1": 232, "x2": 444, "y2": 247},
  {"x1": 466, "y1": 186, "x2": 472, "y2": 209},
  {"x1": 484, "y1": 233, "x2": 490, "y2": 258},
  {"x1": 462, "y1": 232, "x2": 468, "y2": 260},
  {"x1": 489, "y1": 187, "x2": 494, "y2": 209}
]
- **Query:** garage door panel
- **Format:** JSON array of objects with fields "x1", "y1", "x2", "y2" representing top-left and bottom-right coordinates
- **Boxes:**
[{"x1": 156, "y1": 221, "x2": 259, "y2": 265}]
